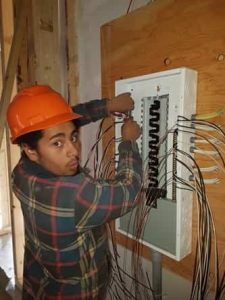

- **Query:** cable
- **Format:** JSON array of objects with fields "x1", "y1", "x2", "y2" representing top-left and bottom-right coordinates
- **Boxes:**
[
  {"x1": 126, "y1": 0, "x2": 134, "y2": 14},
  {"x1": 191, "y1": 137, "x2": 222, "y2": 145},
  {"x1": 193, "y1": 165, "x2": 219, "y2": 173},
  {"x1": 87, "y1": 108, "x2": 225, "y2": 299},
  {"x1": 190, "y1": 147, "x2": 220, "y2": 157},
  {"x1": 192, "y1": 108, "x2": 224, "y2": 120}
]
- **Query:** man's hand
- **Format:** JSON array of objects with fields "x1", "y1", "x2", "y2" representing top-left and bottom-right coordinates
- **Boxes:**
[
  {"x1": 121, "y1": 118, "x2": 141, "y2": 141},
  {"x1": 107, "y1": 93, "x2": 134, "y2": 114}
]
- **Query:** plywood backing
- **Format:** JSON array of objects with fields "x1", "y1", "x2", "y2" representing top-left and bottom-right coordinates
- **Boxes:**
[{"x1": 101, "y1": 0, "x2": 225, "y2": 280}]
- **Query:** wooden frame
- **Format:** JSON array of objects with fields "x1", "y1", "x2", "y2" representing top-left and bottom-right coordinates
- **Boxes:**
[{"x1": 0, "y1": 0, "x2": 79, "y2": 286}]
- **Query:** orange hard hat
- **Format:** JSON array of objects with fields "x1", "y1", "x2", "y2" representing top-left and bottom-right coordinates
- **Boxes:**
[{"x1": 7, "y1": 85, "x2": 82, "y2": 143}]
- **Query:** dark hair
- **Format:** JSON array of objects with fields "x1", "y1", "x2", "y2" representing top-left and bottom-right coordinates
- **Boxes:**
[
  {"x1": 15, "y1": 130, "x2": 44, "y2": 149},
  {"x1": 15, "y1": 120, "x2": 79, "y2": 149}
]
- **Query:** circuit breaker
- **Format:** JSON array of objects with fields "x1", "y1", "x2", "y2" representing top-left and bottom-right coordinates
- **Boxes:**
[{"x1": 115, "y1": 67, "x2": 197, "y2": 261}]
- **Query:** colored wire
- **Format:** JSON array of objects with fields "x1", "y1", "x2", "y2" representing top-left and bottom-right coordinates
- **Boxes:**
[
  {"x1": 192, "y1": 108, "x2": 224, "y2": 120},
  {"x1": 85, "y1": 110, "x2": 225, "y2": 299}
]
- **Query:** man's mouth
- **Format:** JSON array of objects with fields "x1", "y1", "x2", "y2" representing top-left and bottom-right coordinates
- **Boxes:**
[{"x1": 68, "y1": 160, "x2": 79, "y2": 170}]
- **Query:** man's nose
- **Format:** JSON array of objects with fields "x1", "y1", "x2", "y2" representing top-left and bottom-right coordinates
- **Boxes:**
[{"x1": 67, "y1": 141, "x2": 78, "y2": 157}]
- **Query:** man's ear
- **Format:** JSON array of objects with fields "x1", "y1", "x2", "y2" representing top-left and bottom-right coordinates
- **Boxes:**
[{"x1": 22, "y1": 144, "x2": 39, "y2": 162}]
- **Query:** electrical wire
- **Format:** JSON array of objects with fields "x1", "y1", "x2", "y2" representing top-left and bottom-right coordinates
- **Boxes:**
[
  {"x1": 192, "y1": 108, "x2": 224, "y2": 120},
  {"x1": 193, "y1": 165, "x2": 219, "y2": 173},
  {"x1": 191, "y1": 137, "x2": 222, "y2": 145},
  {"x1": 84, "y1": 111, "x2": 225, "y2": 299},
  {"x1": 126, "y1": 0, "x2": 134, "y2": 14}
]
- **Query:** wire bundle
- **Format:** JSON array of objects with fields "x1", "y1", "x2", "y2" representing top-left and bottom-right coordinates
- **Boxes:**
[
  {"x1": 83, "y1": 112, "x2": 225, "y2": 299},
  {"x1": 176, "y1": 116, "x2": 225, "y2": 299}
]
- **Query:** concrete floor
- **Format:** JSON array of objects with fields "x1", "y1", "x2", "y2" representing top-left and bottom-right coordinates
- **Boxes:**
[{"x1": 0, "y1": 233, "x2": 22, "y2": 300}]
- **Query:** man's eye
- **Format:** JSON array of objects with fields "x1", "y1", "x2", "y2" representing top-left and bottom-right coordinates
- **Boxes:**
[
  {"x1": 71, "y1": 133, "x2": 78, "y2": 143},
  {"x1": 53, "y1": 141, "x2": 63, "y2": 147}
]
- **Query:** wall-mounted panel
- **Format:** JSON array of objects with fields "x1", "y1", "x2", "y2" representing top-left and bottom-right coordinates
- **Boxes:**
[{"x1": 114, "y1": 67, "x2": 197, "y2": 261}]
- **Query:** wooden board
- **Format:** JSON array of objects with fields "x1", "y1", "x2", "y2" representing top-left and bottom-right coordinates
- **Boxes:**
[
  {"x1": 65, "y1": 0, "x2": 79, "y2": 105},
  {"x1": 101, "y1": 0, "x2": 225, "y2": 281},
  {"x1": 17, "y1": 0, "x2": 79, "y2": 104},
  {"x1": 0, "y1": 0, "x2": 24, "y2": 286}
]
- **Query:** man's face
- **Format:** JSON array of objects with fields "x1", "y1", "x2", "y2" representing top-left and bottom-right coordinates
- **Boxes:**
[{"x1": 25, "y1": 121, "x2": 80, "y2": 176}]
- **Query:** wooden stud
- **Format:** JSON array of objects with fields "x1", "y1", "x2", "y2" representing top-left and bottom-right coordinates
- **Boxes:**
[{"x1": 0, "y1": 0, "x2": 28, "y2": 147}]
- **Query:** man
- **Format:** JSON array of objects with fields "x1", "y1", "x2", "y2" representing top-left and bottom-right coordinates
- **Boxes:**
[{"x1": 7, "y1": 85, "x2": 142, "y2": 299}]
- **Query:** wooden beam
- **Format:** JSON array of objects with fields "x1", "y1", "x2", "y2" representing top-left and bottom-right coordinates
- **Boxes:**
[
  {"x1": 0, "y1": 0, "x2": 28, "y2": 147},
  {"x1": 0, "y1": 0, "x2": 26, "y2": 287},
  {"x1": 66, "y1": 0, "x2": 79, "y2": 105},
  {"x1": 30, "y1": 0, "x2": 67, "y2": 96}
]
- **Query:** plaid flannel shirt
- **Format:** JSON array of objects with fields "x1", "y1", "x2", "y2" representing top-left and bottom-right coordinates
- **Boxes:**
[{"x1": 12, "y1": 99, "x2": 142, "y2": 300}]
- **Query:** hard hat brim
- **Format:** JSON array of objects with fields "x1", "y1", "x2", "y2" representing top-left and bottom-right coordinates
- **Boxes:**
[{"x1": 11, "y1": 111, "x2": 82, "y2": 144}]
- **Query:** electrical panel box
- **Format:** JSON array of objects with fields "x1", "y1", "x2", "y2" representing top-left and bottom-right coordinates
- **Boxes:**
[{"x1": 115, "y1": 67, "x2": 197, "y2": 261}]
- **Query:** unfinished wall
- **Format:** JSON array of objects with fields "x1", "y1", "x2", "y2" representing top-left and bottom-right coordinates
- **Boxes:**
[
  {"x1": 1, "y1": 0, "x2": 77, "y2": 286},
  {"x1": 0, "y1": 0, "x2": 24, "y2": 287},
  {"x1": 1, "y1": 0, "x2": 151, "y2": 288}
]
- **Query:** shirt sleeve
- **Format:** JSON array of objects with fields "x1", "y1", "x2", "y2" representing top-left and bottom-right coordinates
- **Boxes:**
[
  {"x1": 72, "y1": 98, "x2": 110, "y2": 126},
  {"x1": 73, "y1": 140, "x2": 142, "y2": 229}
]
